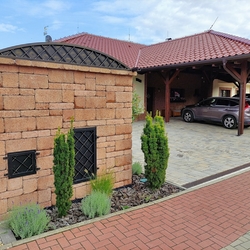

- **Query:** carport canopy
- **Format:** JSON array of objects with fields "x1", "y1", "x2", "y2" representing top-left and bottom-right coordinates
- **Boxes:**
[{"x1": 132, "y1": 30, "x2": 250, "y2": 135}]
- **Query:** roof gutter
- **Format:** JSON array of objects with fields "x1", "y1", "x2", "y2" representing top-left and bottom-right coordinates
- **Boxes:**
[{"x1": 132, "y1": 53, "x2": 250, "y2": 73}]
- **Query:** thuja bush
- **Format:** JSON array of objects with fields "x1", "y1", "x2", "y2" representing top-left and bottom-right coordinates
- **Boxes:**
[
  {"x1": 141, "y1": 112, "x2": 169, "y2": 189},
  {"x1": 53, "y1": 119, "x2": 75, "y2": 217},
  {"x1": 8, "y1": 203, "x2": 50, "y2": 239},
  {"x1": 90, "y1": 171, "x2": 114, "y2": 197},
  {"x1": 81, "y1": 191, "x2": 111, "y2": 219}
]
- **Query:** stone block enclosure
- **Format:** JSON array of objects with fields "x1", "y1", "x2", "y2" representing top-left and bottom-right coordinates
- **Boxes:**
[{"x1": 0, "y1": 43, "x2": 135, "y2": 219}]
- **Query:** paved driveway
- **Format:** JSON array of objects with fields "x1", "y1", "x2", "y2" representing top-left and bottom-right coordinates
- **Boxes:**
[{"x1": 132, "y1": 117, "x2": 250, "y2": 186}]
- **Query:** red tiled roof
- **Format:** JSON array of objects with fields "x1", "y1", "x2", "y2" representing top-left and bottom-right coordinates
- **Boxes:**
[
  {"x1": 54, "y1": 33, "x2": 145, "y2": 69},
  {"x1": 136, "y1": 30, "x2": 250, "y2": 70},
  {"x1": 54, "y1": 30, "x2": 250, "y2": 71}
]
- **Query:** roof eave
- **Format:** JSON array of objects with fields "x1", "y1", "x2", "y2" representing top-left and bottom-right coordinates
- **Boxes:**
[{"x1": 133, "y1": 53, "x2": 250, "y2": 73}]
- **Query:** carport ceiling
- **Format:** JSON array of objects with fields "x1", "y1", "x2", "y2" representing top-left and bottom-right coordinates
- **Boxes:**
[{"x1": 179, "y1": 63, "x2": 250, "y2": 84}]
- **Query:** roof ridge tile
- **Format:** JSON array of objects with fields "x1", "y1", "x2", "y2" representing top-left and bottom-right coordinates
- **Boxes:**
[
  {"x1": 54, "y1": 32, "x2": 145, "y2": 46},
  {"x1": 209, "y1": 30, "x2": 250, "y2": 45}
]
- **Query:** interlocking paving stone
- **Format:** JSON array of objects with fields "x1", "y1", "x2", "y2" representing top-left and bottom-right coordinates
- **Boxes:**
[{"x1": 2, "y1": 118, "x2": 250, "y2": 249}]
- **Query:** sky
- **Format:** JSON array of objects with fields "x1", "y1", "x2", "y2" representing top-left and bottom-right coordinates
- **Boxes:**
[{"x1": 1, "y1": 0, "x2": 250, "y2": 49}]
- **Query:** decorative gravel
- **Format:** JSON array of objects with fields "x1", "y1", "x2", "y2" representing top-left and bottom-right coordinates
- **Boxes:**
[{"x1": 46, "y1": 175, "x2": 183, "y2": 231}]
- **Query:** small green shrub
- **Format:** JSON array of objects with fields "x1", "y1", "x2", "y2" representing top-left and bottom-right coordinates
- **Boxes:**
[
  {"x1": 132, "y1": 90, "x2": 144, "y2": 122},
  {"x1": 81, "y1": 191, "x2": 111, "y2": 219},
  {"x1": 90, "y1": 172, "x2": 114, "y2": 197},
  {"x1": 8, "y1": 203, "x2": 50, "y2": 239},
  {"x1": 132, "y1": 162, "x2": 143, "y2": 175}
]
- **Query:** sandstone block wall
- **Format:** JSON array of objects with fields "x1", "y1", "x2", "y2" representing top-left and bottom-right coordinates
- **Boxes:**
[{"x1": 0, "y1": 57, "x2": 135, "y2": 219}]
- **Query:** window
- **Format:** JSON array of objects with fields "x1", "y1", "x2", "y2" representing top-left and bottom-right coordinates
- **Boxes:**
[
  {"x1": 200, "y1": 98, "x2": 216, "y2": 106},
  {"x1": 229, "y1": 100, "x2": 239, "y2": 106},
  {"x1": 7, "y1": 150, "x2": 37, "y2": 178},
  {"x1": 74, "y1": 127, "x2": 97, "y2": 184},
  {"x1": 170, "y1": 88, "x2": 186, "y2": 102},
  {"x1": 220, "y1": 88, "x2": 231, "y2": 97},
  {"x1": 216, "y1": 99, "x2": 229, "y2": 106}
]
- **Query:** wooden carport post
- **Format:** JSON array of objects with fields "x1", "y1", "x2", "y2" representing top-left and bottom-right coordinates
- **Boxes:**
[
  {"x1": 159, "y1": 69, "x2": 180, "y2": 122},
  {"x1": 223, "y1": 60, "x2": 249, "y2": 135}
]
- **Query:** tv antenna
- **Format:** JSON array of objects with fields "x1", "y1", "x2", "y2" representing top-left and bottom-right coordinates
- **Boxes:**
[
  {"x1": 44, "y1": 26, "x2": 49, "y2": 36},
  {"x1": 209, "y1": 17, "x2": 218, "y2": 30},
  {"x1": 43, "y1": 26, "x2": 52, "y2": 42}
]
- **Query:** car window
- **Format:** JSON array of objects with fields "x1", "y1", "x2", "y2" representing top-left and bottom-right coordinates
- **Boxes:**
[
  {"x1": 216, "y1": 99, "x2": 229, "y2": 106},
  {"x1": 200, "y1": 98, "x2": 216, "y2": 106},
  {"x1": 229, "y1": 100, "x2": 239, "y2": 106}
]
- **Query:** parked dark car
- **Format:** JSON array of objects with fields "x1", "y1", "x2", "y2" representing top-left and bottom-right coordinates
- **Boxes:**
[
  {"x1": 233, "y1": 93, "x2": 250, "y2": 98},
  {"x1": 181, "y1": 97, "x2": 250, "y2": 129}
]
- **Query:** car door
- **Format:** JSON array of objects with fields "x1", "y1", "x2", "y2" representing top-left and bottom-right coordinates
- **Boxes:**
[
  {"x1": 207, "y1": 98, "x2": 230, "y2": 121},
  {"x1": 195, "y1": 98, "x2": 217, "y2": 120}
]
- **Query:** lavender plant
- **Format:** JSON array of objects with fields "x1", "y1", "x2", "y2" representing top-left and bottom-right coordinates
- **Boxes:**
[
  {"x1": 8, "y1": 203, "x2": 50, "y2": 239},
  {"x1": 81, "y1": 191, "x2": 111, "y2": 219}
]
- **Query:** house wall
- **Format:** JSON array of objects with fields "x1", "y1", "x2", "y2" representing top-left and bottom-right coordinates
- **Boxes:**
[
  {"x1": 146, "y1": 72, "x2": 210, "y2": 116},
  {"x1": 132, "y1": 74, "x2": 145, "y2": 120},
  {"x1": 0, "y1": 57, "x2": 135, "y2": 219},
  {"x1": 212, "y1": 79, "x2": 250, "y2": 96},
  {"x1": 212, "y1": 79, "x2": 237, "y2": 96},
  {"x1": 133, "y1": 74, "x2": 145, "y2": 107}
]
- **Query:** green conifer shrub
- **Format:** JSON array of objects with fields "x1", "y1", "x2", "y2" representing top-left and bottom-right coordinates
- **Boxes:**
[
  {"x1": 53, "y1": 119, "x2": 75, "y2": 217},
  {"x1": 141, "y1": 112, "x2": 169, "y2": 189}
]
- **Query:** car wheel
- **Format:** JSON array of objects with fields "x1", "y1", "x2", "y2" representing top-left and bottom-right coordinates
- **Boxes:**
[
  {"x1": 223, "y1": 115, "x2": 237, "y2": 129},
  {"x1": 183, "y1": 110, "x2": 194, "y2": 122}
]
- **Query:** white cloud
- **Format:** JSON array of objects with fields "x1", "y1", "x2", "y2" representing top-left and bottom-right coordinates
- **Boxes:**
[
  {"x1": 90, "y1": 0, "x2": 250, "y2": 43},
  {"x1": 2, "y1": 0, "x2": 250, "y2": 49},
  {"x1": 43, "y1": 0, "x2": 69, "y2": 12},
  {"x1": 0, "y1": 23, "x2": 18, "y2": 32},
  {"x1": 5, "y1": 0, "x2": 71, "y2": 17},
  {"x1": 100, "y1": 15, "x2": 125, "y2": 24}
]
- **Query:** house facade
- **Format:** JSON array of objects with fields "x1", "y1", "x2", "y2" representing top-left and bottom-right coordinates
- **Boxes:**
[
  {"x1": 55, "y1": 30, "x2": 250, "y2": 135},
  {"x1": 1, "y1": 29, "x2": 250, "y2": 218}
]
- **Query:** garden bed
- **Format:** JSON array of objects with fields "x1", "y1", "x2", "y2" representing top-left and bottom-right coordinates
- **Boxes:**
[{"x1": 46, "y1": 174, "x2": 183, "y2": 231}]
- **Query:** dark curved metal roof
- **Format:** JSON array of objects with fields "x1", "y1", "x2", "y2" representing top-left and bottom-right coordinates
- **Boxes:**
[{"x1": 0, "y1": 42, "x2": 129, "y2": 70}]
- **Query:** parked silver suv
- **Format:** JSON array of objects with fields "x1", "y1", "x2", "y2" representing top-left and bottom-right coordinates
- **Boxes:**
[{"x1": 181, "y1": 97, "x2": 250, "y2": 129}]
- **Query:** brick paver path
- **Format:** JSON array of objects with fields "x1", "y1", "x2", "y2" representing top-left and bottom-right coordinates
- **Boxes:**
[{"x1": 9, "y1": 170, "x2": 250, "y2": 250}]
